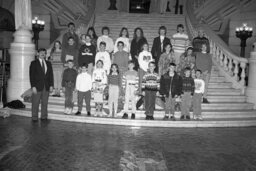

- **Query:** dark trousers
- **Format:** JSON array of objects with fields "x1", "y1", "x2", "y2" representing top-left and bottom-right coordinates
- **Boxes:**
[
  {"x1": 65, "y1": 86, "x2": 74, "y2": 108},
  {"x1": 77, "y1": 90, "x2": 91, "y2": 112},
  {"x1": 181, "y1": 92, "x2": 192, "y2": 117},
  {"x1": 32, "y1": 88, "x2": 49, "y2": 120},
  {"x1": 145, "y1": 90, "x2": 156, "y2": 116}
]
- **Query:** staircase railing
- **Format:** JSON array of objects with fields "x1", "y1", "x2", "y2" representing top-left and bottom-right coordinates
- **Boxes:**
[
  {"x1": 185, "y1": 0, "x2": 248, "y2": 94},
  {"x1": 46, "y1": 0, "x2": 96, "y2": 55}
]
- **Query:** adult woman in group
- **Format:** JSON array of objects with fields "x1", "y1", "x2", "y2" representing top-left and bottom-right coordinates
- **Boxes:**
[
  {"x1": 87, "y1": 27, "x2": 98, "y2": 47},
  {"x1": 130, "y1": 27, "x2": 148, "y2": 70},
  {"x1": 114, "y1": 27, "x2": 130, "y2": 53},
  {"x1": 177, "y1": 46, "x2": 196, "y2": 77},
  {"x1": 49, "y1": 40, "x2": 62, "y2": 96}
]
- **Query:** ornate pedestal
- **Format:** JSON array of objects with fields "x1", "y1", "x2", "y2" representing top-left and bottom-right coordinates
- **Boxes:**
[{"x1": 7, "y1": 27, "x2": 35, "y2": 101}]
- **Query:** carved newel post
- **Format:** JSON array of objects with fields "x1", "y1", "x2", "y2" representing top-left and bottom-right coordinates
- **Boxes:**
[
  {"x1": 7, "y1": 0, "x2": 36, "y2": 101},
  {"x1": 245, "y1": 42, "x2": 256, "y2": 109}
]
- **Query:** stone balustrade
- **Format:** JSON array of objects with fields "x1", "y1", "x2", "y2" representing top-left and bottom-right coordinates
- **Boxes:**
[{"x1": 186, "y1": 0, "x2": 248, "y2": 94}]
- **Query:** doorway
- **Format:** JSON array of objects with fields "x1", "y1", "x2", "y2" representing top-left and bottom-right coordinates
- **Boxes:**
[{"x1": 129, "y1": 0, "x2": 151, "y2": 13}]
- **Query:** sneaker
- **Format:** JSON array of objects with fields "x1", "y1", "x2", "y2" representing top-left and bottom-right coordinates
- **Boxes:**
[
  {"x1": 64, "y1": 108, "x2": 68, "y2": 114},
  {"x1": 52, "y1": 94, "x2": 60, "y2": 97},
  {"x1": 203, "y1": 98, "x2": 210, "y2": 103},
  {"x1": 66, "y1": 108, "x2": 71, "y2": 115},
  {"x1": 87, "y1": 112, "x2": 91, "y2": 116},
  {"x1": 68, "y1": 108, "x2": 73, "y2": 115},
  {"x1": 163, "y1": 115, "x2": 169, "y2": 120},
  {"x1": 170, "y1": 115, "x2": 176, "y2": 121},
  {"x1": 145, "y1": 115, "x2": 150, "y2": 120},
  {"x1": 198, "y1": 116, "x2": 203, "y2": 121},
  {"x1": 131, "y1": 113, "x2": 135, "y2": 119},
  {"x1": 180, "y1": 115, "x2": 185, "y2": 120},
  {"x1": 122, "y1": 113, "x2": 128, "y2": 119},
  {"x1": 186, "y1": 115, "x2": 190, "y2": 120},
  {"x1": 75, "y1": 111, "x2": 81, "y2": 115}
]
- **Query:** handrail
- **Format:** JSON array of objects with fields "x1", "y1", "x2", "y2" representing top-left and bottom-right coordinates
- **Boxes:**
[
  {"x1": 185, "y1": 0, "x2": 248, "y2": 94},
  {"x1": 46, "y1": 0, "x2": 96, "y2": 55}
]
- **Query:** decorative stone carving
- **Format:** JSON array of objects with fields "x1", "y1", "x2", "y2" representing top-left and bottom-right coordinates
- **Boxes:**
[{"x1": 15, "y1": 0, "x2": 32, "y2": 30}]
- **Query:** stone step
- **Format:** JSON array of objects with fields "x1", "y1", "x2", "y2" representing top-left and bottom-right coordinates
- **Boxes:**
[
  {"x1": 208, "y1": 83, "x2": 232, "y2": 89},
  {"x1": 208, "y1": 82, "x2": 231, "y2": 86},
  {"x1": 17, "y1": 107, "x2": 256, "y2": 119},
  {"x1": 11, "y1": 109, "x2": 256, "y2": 127},
  {"x1": 209, "y1": 76, "x2": 226, "y2": 82},
  {"x1": 47, "y1": 94, "x2": 245, "y2": 104},
  {"x1": 207, "y1": 88, "x2": 241, "y2": 93},
  {"x1": 95, "y1": 21, "x2": 184, "y2": 25},
  {"x1": 96, "y1": 14, "x2": 185, "y2": 19},
  {"x1": 207, "y1": 95, "x2": 246, "y2": 102},
  {"x1": 24, "y1": 101, "x2": 253, "y2": 111},
  {"x1": 207, "y1": 91, "x2": 241, "y2": 95}
]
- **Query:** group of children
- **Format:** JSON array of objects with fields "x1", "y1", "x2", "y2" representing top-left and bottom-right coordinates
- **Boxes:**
[
  {"x1": 51, "y1": 22, "x2": 211, "y2": 120},
  {"x1": 61, "y1": 59, "x2": 205, "y2": 121}
]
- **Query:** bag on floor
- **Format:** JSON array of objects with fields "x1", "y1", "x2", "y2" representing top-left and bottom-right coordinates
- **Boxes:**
[{"x1": 4, "y1": 100, "x2": 25, "y2": 109}]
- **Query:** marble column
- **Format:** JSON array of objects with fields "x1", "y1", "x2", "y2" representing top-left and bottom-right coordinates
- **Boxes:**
[
  {"x1": 7, "y1": 0, "x2": 35, "y2": 101},
  {"x1": 245, "y1": 42, "x2": 256, "y2": 109}
]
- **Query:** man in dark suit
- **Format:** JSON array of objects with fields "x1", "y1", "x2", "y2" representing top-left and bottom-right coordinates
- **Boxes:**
[
  {"x1": 29, "y1": 48, "x2": 54, "y2": 122},
  {"x1": 151, "y1": 26, "x2": 171, "y2": 72}
]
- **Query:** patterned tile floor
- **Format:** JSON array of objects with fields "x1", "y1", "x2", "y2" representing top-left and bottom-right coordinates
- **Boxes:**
[{"x1": 1, "y1": 116, "x2": 256, "y2": 171}]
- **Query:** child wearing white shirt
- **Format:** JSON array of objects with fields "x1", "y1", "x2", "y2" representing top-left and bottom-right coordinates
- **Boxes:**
[
  {"x1": 97, "y1": 27, "x2": 114, "y2": 53},
  {"x1": 95, "y1": 41, "x2": 111, "y2": 75},
  {"x1": 138, "y1": 43, "x2": 153, "y2": 94},
  {"x1": 92, "y1": 60, "x2": 107, "y2": 116},
  {"x1": 114, "y1": 27, "x2": 130, "y2": 53},
  {"x1": 75, "y1": 63, "x2": 92, "y2": 116},
  {"x1": 193, "y1": 69, "x2": 205, "y2": 120}
]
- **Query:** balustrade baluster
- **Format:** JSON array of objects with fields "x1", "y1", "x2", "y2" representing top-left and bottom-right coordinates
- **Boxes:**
[
  {"x1": 240, "y1": 62, "x2": 246, "y2": 86},
  {"x1": 219, "y1": 51, "x2": 224, "y2": 67},
  {"x1": 223, "y1": 54, "x2": 228, "y2": 71},
  {"x1": 210, "y1": 40, "x2": 213, "y2": 55},
  {"x1": 228, "y1": 58, "x2": 233, "y2": 76},
  {"x1": 233, "y1": 60, "x2": 239, "y2": 81},
  {"x1": 215, "y1": 47, "x2": 219, "y2": 63}
]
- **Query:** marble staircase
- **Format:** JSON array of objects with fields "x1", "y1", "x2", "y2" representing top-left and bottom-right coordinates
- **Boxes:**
[{"x1": 10, "y1": 12, "x2": 256, "y2": 127}]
